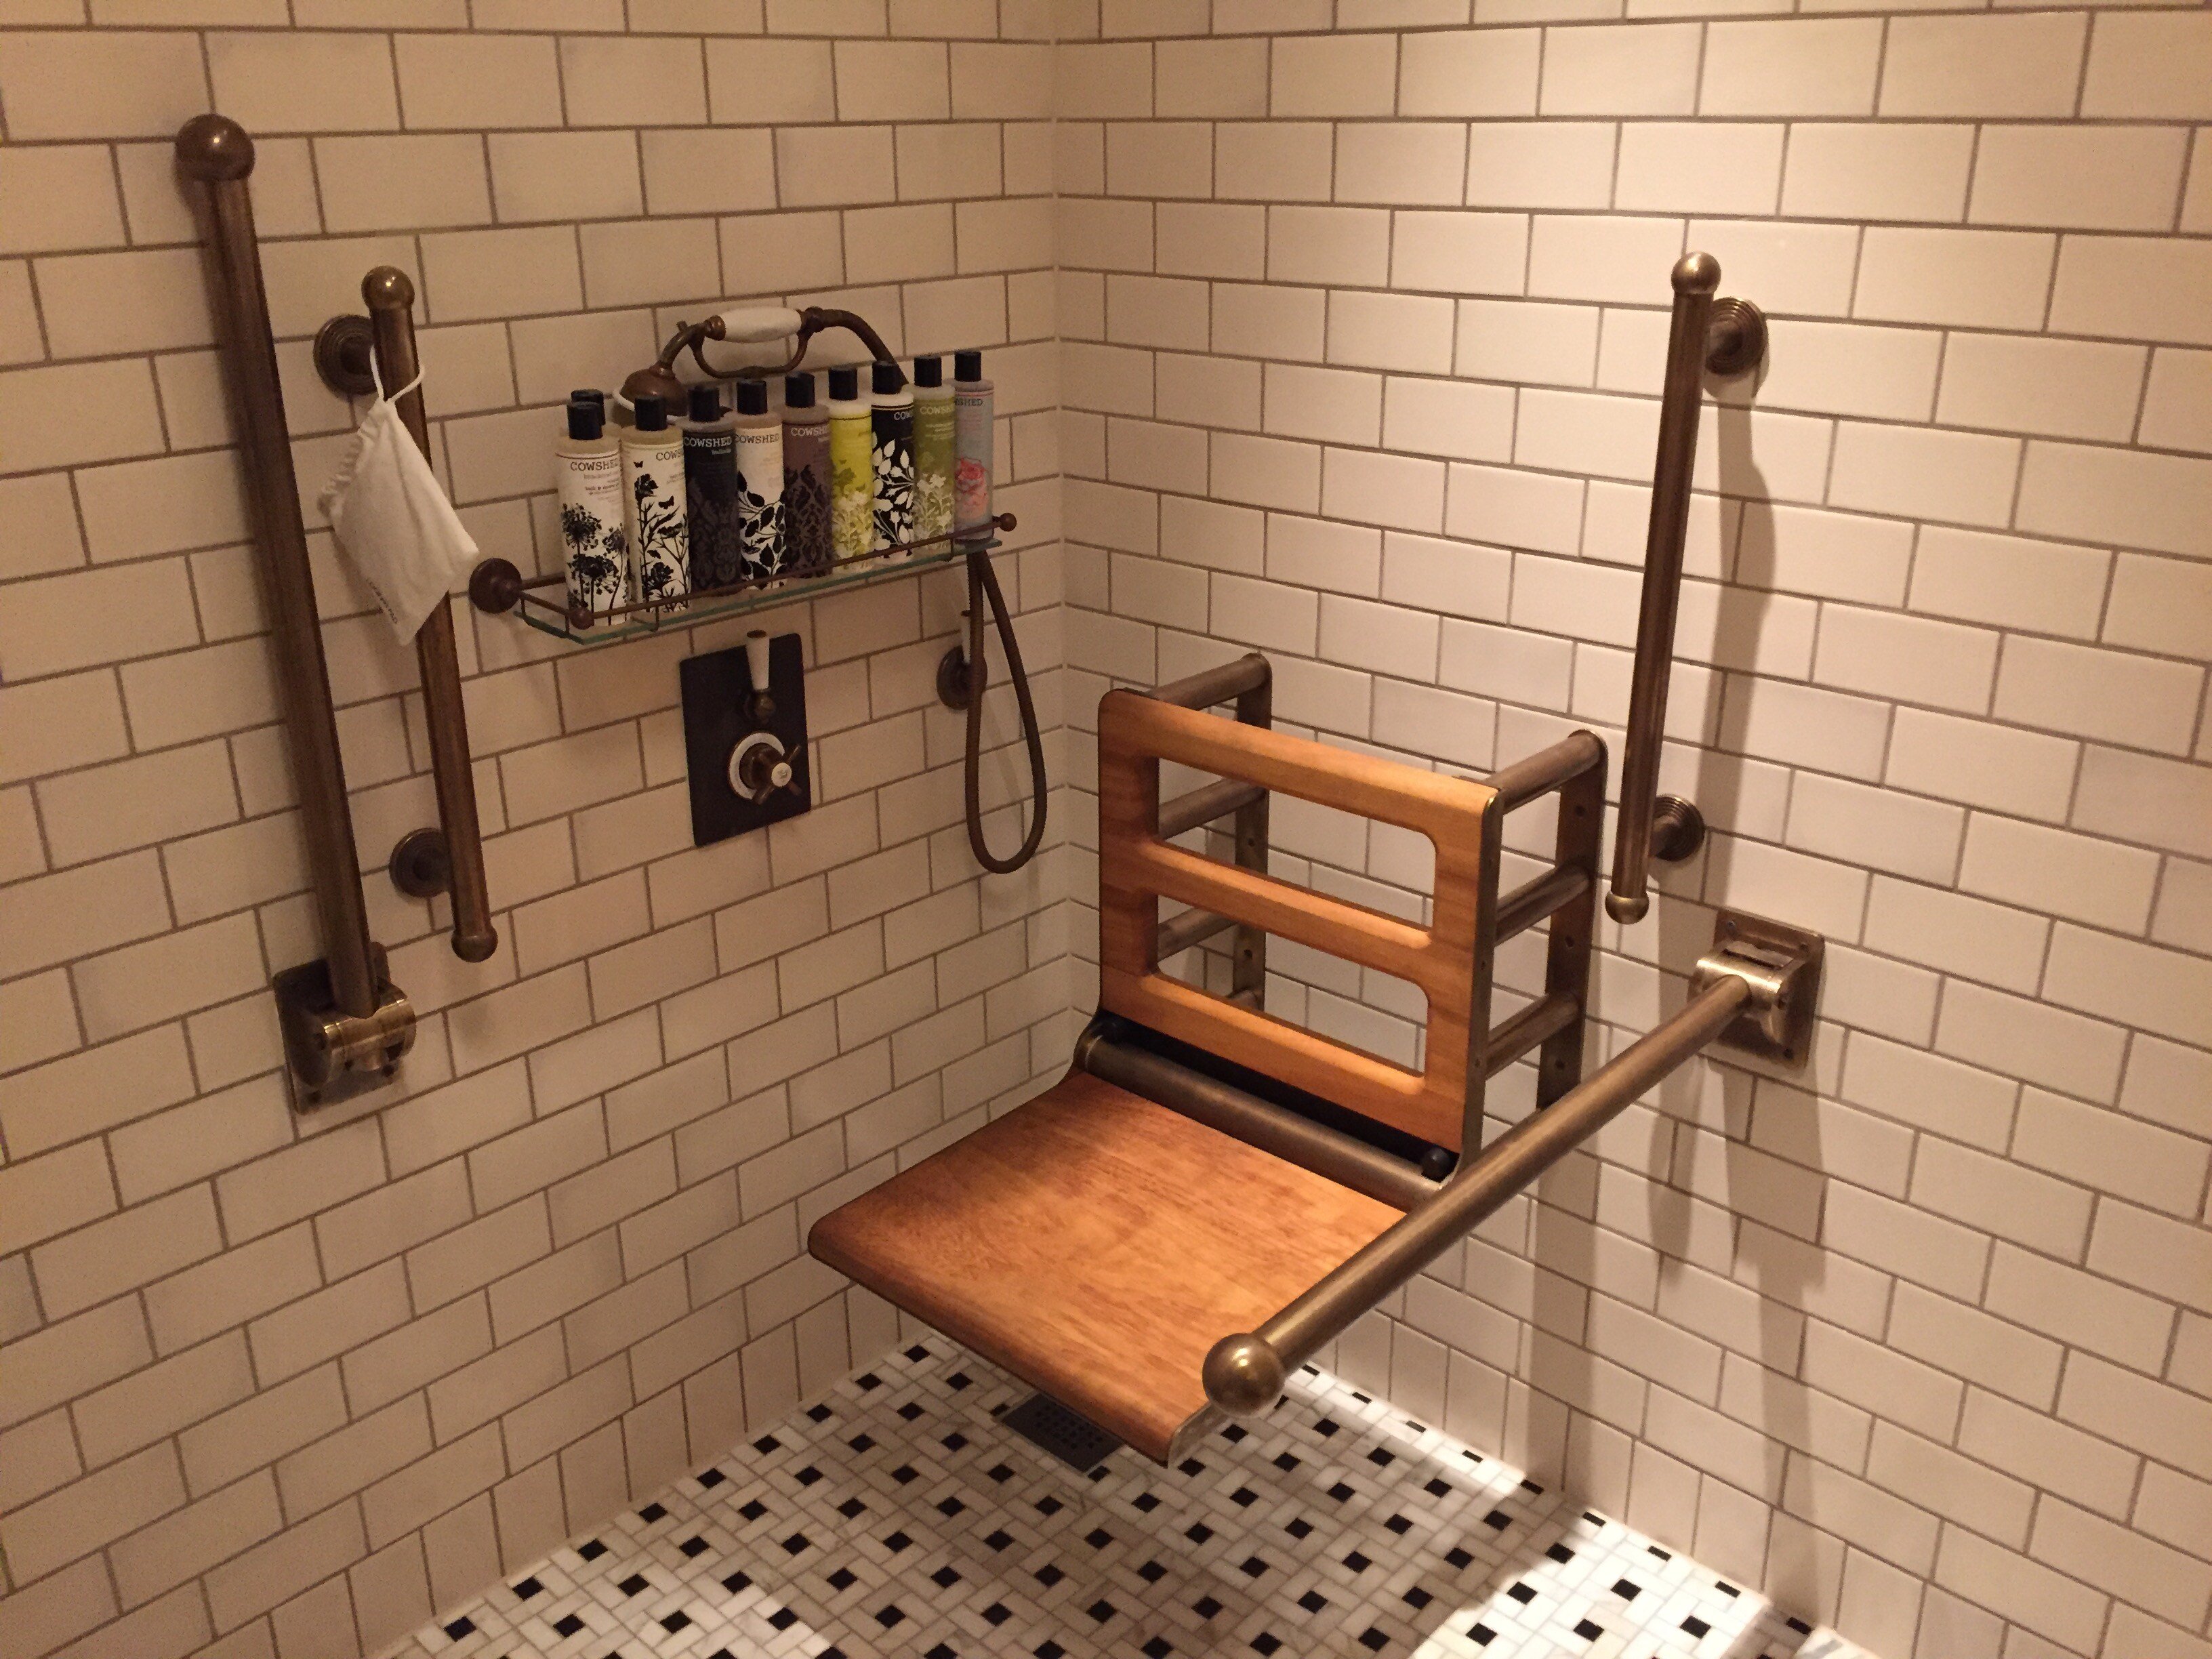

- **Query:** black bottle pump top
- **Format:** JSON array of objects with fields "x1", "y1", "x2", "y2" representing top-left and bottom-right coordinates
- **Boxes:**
[
  {"x1": 785, "y1": 371, "x2": 817, "y2": 409},
  {"x1": 872, "y1": 359, "x2": 906, "y2": 396},
  {"x1": 687, "y1": 383, "x2": 722, "y2": 423},
  {"x1": 566, "y1": 398, "x2": 602, "y2": 441},
  {"x1": 827, "y1": 365, "x2": 859, "y2": 401},
  {"x1": 912, "y1": 354, "x2": 943, "y2": 388},
  {"x1": 570, "y1": 388, "x2": 607, "y2": 408},
  {"x1": 633, "y1": 393, "x2": 668, "y2": 431},
  {"x1": 736, "y1": 378, "x2": 769, "y2": 415},
  {"x1": 954, "y1": 349, "x2": 983, "y2": 382}
]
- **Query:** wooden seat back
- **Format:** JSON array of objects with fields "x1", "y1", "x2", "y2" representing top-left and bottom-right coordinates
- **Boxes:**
[{"x1": 1096, "y1": 689, "x2": 1504, "y2": 1152}]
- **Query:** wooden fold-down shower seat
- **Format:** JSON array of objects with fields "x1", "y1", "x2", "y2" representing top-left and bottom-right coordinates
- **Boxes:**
[{"x1": 811, "y1": 655, "x2": 1611, "y2": 1465}]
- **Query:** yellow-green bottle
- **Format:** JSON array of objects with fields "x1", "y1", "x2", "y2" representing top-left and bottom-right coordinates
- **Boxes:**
[{"x1": 827, "y1": 364, "x2": 872, "y2": 563}]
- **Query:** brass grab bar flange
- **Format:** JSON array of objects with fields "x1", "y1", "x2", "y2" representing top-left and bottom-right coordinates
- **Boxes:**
[
  {"x1": 390, "y1": 826, "x2": 451, "y2": 899},
  {"x1": 1706, "y1": 296, "x2": 1766, "y2": 377},
  {"x1": 314, "y1": 313, "x2": 376, "y2": 396},
  {"x1": 274, "y1": 950, "x2": 415, "y2": 1109},
  {"x1": 1695, "y1": 907, "x2": 1822, "y2": 1066}
]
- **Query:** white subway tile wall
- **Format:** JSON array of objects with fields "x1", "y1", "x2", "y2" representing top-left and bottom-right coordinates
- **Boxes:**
[
  {"x1": 0, "y1": 5, "x2": 1074, "y2": 1658},
  {"x1": 1048, "y1": 6, "x2": 2212, "y2": 1659},
  {"x1": 3, "y1": 3, "x2": 2211, "y2": 1659}
]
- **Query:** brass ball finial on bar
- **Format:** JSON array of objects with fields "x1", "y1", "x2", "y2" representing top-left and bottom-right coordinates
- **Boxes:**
[{"x1": 176, "y1": 112, "x2": 255, "y2": 181}]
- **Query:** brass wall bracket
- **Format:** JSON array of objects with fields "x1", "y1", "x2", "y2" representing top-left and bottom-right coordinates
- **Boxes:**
[
  {"x1": 314, "y1": 313, "x2": 376, "y2": 396},
  {"x1": 1705, "y1": 297, "x2": 1766, "y2": 377},
  {"x1": 469, "y1": 556, "x2": 525, "y2": 614},
  {"x1": 390, "y1": 826, "x2": 451, "y2": 899},
  {"x1": 1694, "y1": 909, "x2": 1823, "y2": 1066},
  {"x1": 1650, "y1": 794, "x2": 1706, "y2": 863},
  {"x1": 273, "y1": 949, "x2": 416, "y2": 1109}
]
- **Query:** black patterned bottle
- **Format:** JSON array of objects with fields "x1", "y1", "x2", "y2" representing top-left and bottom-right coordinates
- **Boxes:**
[
  {"x1": 680, "y1": 384, "x2": 743, "y2": 590},
  {"x1": 731, "y1": 377, "x2": 784, "y2": 583},
  {"x1": 869, "y1": 359, "x2": 915, "y2": 556},
  {"x1": 781, "y1": 371, "x2": 832, "y2": 578}
]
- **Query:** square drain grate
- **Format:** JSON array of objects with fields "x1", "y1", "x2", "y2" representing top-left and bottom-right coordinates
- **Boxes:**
[{"x1": 1003, "y1": 1393, "x2": 1122, "y2": 1471}]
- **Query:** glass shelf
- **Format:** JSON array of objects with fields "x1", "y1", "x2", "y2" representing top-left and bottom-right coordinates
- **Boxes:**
[{"x1": 468, "y1": 518, "x2": 1012, "y2": 650}]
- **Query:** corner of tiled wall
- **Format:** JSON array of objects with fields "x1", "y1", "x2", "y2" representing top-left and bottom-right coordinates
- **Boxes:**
[
  {"x1": 1046, "y1": 3, "x2": 2211, "y2": 1658},
  {"x1": 0, "y1": 3, "x2": 1074, "y2": 1656}
]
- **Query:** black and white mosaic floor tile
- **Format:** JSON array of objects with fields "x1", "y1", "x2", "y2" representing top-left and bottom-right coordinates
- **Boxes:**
[{"x1": 389, "y1": 1342, "x2": 1879, "y2": 1659}]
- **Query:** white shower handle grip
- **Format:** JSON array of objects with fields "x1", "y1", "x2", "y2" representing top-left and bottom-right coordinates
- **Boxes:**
[{"x1": 715, "y1": 307, "x2": 804, "y2": 344}]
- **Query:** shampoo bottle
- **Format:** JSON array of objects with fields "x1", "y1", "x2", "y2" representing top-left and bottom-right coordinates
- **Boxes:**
[
  {"x1": 911, "y1": 354, "x2": 955, "y2": 545},
  {"x1": 621, "y1": 392, "x2": 688, "y2": 604},
  {"x1": 867, "y1": 361, "x2": 911, "y2": 555},
  {"x1": 556, "y1": 396, "x2": 628, "y2": 620},
  {"x1": 781, "y1": 372, "x2": 832, "y2": 579},
  {"x1": 681, "y1": 384, "x2": 741, "y2": 592},
  {"x1": 954, "y1": 348, "x2": 993, "y2": 535},
  {"x1": 732, "y1": 377, "x2": 785, "y2": 584},
  {"x1": 827, "y1": 365, "x2": 873, "y2": 565},
  {"x1": 870, "y1": 360, "x2": 916, "y2": 555}
]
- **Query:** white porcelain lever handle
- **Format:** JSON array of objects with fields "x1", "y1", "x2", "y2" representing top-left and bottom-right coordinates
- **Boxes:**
[
  {"x1": 743, "y1": 629, "x2": 772, "y2": 695},
  {"x1": 716, "y1": 307, "x2": 804, "y2": 344}
]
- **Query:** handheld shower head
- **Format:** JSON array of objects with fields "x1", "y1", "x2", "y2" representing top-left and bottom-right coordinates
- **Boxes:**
[{"x1": 619, "y1": 305, "x2": 904, "y2": 412}]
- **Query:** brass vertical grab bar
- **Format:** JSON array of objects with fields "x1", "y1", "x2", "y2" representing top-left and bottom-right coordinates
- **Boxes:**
[
  {"x1": 1605, "y1": 253, "x2": 1766, "y2": 925},
  {"x1": 361, "y1": 270, "x2": 498, "y2": 963},
  {"x1": 179, "y1": 115, "x2": 413, "y2": 1105}
]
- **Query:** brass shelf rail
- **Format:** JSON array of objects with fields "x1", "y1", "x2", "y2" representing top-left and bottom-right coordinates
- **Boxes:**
[{"x1": 468, "y1": 518, "x2": 1017, "y2": 649}]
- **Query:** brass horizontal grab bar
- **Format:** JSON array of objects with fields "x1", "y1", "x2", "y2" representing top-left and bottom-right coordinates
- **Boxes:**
[
  {"x1": 1205, "y1": 970, "x2": 1753, "y2": 1415},
  {"x1": 1158, "y1": 905, "x2": 1237, "y2": 958},
  {"x1": 1076, "y1": 1026, "x2": 1438, "y2": 1212},
  {"x1": 1149, "y1": 653, "x2": 1272, "y2": 712},
  {"x1": 1202, "y1": 908, "x2": 1821, "y2": 1417},
  {"x1": 1496, "y1": 864, "x2": 1592, "y2": 943},
  {"x1": 1160, "y1": 779, "x2": 1265, "y2": 840}
]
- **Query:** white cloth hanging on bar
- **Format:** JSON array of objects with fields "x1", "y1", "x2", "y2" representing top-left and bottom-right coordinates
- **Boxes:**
[{"x1": 321, "y1": 358, "x2": 478, "y2": 640}]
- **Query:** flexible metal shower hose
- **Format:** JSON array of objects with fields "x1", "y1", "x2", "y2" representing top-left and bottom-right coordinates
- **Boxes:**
[{"x1": 960, "y1": 541, "x2": 1048, "y2": 874}]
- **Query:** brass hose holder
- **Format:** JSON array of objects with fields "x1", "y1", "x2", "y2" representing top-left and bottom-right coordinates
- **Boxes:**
[{"x1": 273, "y1": 947, "x2": 416, "y2": 1109}]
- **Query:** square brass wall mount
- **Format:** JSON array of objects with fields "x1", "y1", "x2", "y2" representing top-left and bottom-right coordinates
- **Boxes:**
[{"x1": 1694, "y1": 909, "x2": 1824, "y2": 1067}]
